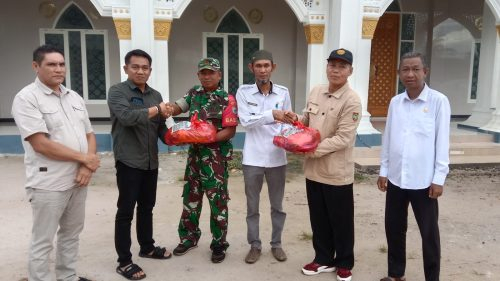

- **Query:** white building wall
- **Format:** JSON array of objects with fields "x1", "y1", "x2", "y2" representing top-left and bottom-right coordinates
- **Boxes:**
[
  {"x1": 462, "y1": 4, "x2": 498, "y2": 127},
  {"x1": 430, "y1": 19, "x2": 477, "y2": 115},
  {"x1": 167, "y1": 0, "x2": 306, "y2": 111},
  {"x1": 293, "y1": 22, "x2": 308, "y2": 111},
  {"x1": 0, "y1": 0, "x2": 120, "y2": 119}
]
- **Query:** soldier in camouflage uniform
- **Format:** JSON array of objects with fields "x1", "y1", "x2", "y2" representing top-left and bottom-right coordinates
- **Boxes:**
[{"x1": 165, "y1": 58, "x2": 238, "y2": 263}]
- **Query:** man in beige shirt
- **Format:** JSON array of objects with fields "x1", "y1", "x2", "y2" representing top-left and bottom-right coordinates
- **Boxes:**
[
  {"x1": 11, "y1": 44, "x2": 100, "y2": 281},
  {"x1": 291, "y1": 48, "x2": 361, "y2": 281}
]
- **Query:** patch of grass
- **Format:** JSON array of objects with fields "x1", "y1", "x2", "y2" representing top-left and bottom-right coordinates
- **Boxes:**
[
  {"x1": 298, "y1": 231, "x2": 313, "y2": 241},
  {"x1": 228, "y1": 151, "x2": 243, "y2": 171},
  {"x1": 378, "y1": 245, "x2": 387, "y2": 253},
  {"x1": 286, "y1": 153, "x2": 304, "y2": 174},
  {"x1": 354, "y1": 171, "x2": 368, "y2": 183}
]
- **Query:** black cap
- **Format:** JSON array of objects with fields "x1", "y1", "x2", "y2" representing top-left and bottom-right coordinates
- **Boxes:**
[
  {"x1": 251, "y1": 50, "x2": 273, "y2": 63},
  {"x1": 327, "y1": 48, "x2": 353, "y2": 65}
]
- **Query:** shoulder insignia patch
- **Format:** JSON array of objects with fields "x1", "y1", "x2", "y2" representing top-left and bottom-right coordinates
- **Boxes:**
[{"x1": 352, "y1": 112, "x2": 359, "y2": 121}]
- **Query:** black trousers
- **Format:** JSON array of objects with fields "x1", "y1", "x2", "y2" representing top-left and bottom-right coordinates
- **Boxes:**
[
  {"x1": 385, "y1": 181, "x2": 440, "y2": 281},
  {"x1": 306, "y1": 179, "x2": 354, "y2": 269},
  {"x1": 115, "y1": 161, "x2": 158, "y2": 266}
]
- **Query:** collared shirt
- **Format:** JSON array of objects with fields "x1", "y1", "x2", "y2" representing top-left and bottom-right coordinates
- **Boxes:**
[
  {"x1": 379, "y1": 84, "x2": 451, "y2": 189},
  {"x1": 301, "y1": 83, "x2": 362, "y2": 185},
  {"x1": 11, "y1": 77, "x2": 93, "y2": 191},
  {"x1": 108, "y1": 79, "x2": 167, "y2": 170},
  {"x1": 236, "y1": 82, "x2": 292, "y2": 167}
]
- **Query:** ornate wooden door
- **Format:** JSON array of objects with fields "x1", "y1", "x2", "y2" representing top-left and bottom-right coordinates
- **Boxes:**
[{"x1": 368, "y1": 13, "x2": 400, "y2": 117}]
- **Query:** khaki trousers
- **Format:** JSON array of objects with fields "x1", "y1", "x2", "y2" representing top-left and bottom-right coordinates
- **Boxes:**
[{"x1": 27, "y1": 187, "x2": 87, "y2": 281}]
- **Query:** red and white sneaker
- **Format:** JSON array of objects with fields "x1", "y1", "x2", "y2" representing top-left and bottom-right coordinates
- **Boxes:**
[
  {"x1": 301, "y1": 262, "x2": 336, "y2": 275},
  {"x1": 336, "y1": 267, "x2": 352, "y2": 281}
]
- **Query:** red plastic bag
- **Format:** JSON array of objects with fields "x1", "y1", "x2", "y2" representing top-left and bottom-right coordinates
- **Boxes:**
[
  {"x1": 273, "y1": 121, "x2": 321, "y2": 153},
  {"x1": 164, "y1": 112, "x2": 217, "y2": 145}
]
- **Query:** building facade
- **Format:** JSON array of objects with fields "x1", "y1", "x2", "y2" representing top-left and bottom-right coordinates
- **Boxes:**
[{"x1": 1, "y1": 0, "x2": 500, "y2": 151}]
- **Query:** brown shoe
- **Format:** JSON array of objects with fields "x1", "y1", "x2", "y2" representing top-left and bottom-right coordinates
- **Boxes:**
[
  {"x1": 271, "y1": 247, "x2": 287, "y2": 262},
  {"x1": 245, "y1": 247, "x2": 261, "y2": 264}
]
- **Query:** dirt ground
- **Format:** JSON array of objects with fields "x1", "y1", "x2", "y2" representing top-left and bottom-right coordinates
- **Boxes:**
[{"x1": 1, "y1": 152, "x2": 499, "y2": 281}]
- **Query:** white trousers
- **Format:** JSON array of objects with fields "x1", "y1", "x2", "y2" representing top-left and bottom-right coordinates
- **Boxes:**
[{"x1": 27, "y1": 187, "x2": 87, "y2": 281}]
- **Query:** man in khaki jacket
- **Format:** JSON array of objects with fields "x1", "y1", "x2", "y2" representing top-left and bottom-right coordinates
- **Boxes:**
[{"x1": 292, "y1": 48, "x2": 361, "y2": 281}]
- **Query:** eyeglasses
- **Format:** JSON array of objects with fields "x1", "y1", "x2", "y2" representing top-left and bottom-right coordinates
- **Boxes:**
[{"x1": 128, "y1": 64, "x2": 151, "y2": 72}]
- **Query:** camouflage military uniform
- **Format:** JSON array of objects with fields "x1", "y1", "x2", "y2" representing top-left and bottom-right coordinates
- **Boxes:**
[{"x1": 175, "y1": 85, "x2": 237, "y2": 250}]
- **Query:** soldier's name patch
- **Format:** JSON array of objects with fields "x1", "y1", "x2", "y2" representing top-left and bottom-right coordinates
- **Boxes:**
[{"x1": 225, "y1": 117, "x2": 238, "y2": 123}]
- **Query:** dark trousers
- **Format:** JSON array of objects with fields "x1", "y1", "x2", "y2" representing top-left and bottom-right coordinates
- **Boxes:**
[
  {"x1": 306, "y1": 179, "x2": 354, "y2": 269},
  {"x1": 385, "y1": 181, "x2": 440, "y2": 281},
  {"x1": 115, "y1": 161, "x2": 158, "y2": 266}
]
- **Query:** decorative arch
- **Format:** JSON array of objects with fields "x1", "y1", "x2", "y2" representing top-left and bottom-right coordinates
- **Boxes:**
[
  {"x1": 163, "y1": 0, "x2": 310, "y2": 22},
  {"x1": 432, "y1": 18, "x2": 475, "y2": 45},
  {"x1": 433, "y1": 16, "x2": 482, "y2": 39},
  {"x1": 385, "y1": 0, "x2": 401, "y2": 12},
  {"x1": 89, "y1": 0, "x2": 314, "y2": 23},
  {"x1": 372, "y1": 0, "x2": 500, "y2": 21},
  {"x1": 283, "y1": 0, "x2": 309, "y2": 22},
  {"x1": 53, "y1": 2, "x2": 94, "y2": 29},
  {"x1": 430, "y1": 17, "x2": 479, "y2": 104},
  {"x1": 485, "y1": 0, "x2": 500, "y2": 22},
  {"x1": 216, "y1": 8, "x2": 250, "y2": 33},
  {"x1": 381, "y1": 0, "x2": 400, "y2": 14}
]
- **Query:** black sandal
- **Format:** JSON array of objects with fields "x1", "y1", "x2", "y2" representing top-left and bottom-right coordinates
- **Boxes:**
[
  {"x1": 139, "y1": 246, "x2": 172, "y2": 259},
  {"x1": 116, "y1": 263, "x2": 146, "y2": 280}
]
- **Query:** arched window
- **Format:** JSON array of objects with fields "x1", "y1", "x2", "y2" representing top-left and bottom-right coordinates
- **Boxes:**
[
  {"x1": 203, "y1": 9, "x2": 262, "y2": 94},
  {"x1": 386, "y1": 1, "x2": 401, "y2": 12},
  {"x1": 216, "y1": 10, "x2": 250, "y2": 33},
  {"x1": 41, "y1": 3, "x2": 109, "y2": 103}
]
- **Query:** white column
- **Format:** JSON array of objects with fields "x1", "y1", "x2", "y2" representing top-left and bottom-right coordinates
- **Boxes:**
[
  {"x1": 305, "y1": 43, "x2": 325, "y2": 93},
  {"x1": 303, "y1": 18, "x2": 327, "y2": 94},
  {"x1": 130, "y1": 0, "x2": 157, "y2": 87},
  {"x1": 355, "y1": 37, "x2": 380, "y2": 135},
  {"x1": 153, "y1": 18, "x2": 172, "y2": 102},
  {"x1": 479, "y1": 25, "x2": 500, "y2": 133},
  {"x1": 459, "y1": 4, "x2": 496, "y2": 129},
  {"x1": 118, "y1": 40, "x2": 132, "y2": 82},
  {"x1": 112, "y1": 16, "x2": 132, "y2": 82},
  {"x1": 154, "y1": 40, "x2": 170, "y2": 101},
  {"x1": 328, "y1": 0, "x2": 380, "y2": 137}
]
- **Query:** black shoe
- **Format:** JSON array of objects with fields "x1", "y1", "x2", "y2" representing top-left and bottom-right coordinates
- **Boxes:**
[
  {"x1": 211, "y1": 247, "x2": 226, "y2": 263},
  {"x1": 173, "y1": 242, "x2": 198, "y2": 256}
]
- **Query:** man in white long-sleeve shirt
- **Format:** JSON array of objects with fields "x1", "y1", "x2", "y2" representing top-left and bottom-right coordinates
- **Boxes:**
[
  {"x1": 236, "y1": 50, "x2": 294, "y2": 264},
  {"x1": 377, "y1": 52, "x2": 451, "y2": 281}
]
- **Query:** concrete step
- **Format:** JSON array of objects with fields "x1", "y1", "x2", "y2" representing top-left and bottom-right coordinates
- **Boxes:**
[
  {"x1": 450, "y1": 133, "x2": 493, "y2": 143},
  {"x1": 354, "y1": 141, "x2": 500, "y2": 170},
  {"x1": 355, "y1": 154, "x2": 500, "y2": 170},
  {"x1": 449, "y1": 142, "x2": 500, "y2": 156}
]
